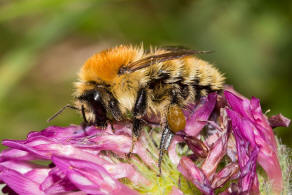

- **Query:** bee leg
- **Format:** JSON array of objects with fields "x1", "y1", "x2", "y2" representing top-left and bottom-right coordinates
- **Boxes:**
[
  {"x1": 128, "y1": 88, "x2": 147, "y2": 157},
  {"x1": 128, "y1": 118, "x2": 143, "y2": 158},
  {"x1": 158, "y1": 104, "x2": 185, "y2": 176},
  {"x1": 80, "y1": 105, "x2": 89, "y2": 135},
  {"x1": 158, "y1": 125, "x2": 174, "y2": 176}
]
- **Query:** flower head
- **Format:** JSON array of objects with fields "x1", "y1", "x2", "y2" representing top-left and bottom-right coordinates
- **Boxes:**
[{"x1": 0, "y1": 89, "x2": 290, "y2": 195}]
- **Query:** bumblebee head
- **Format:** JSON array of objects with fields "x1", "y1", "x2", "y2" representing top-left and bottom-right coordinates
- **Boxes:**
[
  {"x1": 72, "y1": 45, "x2": 143, "y2": 126},
  {"x1": 74, "y1": 82, "x2": 122, "y2": 127},
  {"x1": 76, "y1": 88, "x2": 107, "y2": 126}
]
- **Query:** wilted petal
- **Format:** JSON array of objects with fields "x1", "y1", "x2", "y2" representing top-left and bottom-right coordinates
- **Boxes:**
[
  {"x1": 184, "y1": 93, "x2": 217, "y2": 136},
  {"x1": 52, "y1": 155, "x2": 139, "y2": 195},
  {"x1": 227, "y1": 109, "x2": 260, "y2": 193},
  {"x1": 211, "y1": 162, "x2": 239, "y2": 189},
  {"x1": 205, "y1": 131, "x2": 221, "y2": 148},
  {"x1": 201, "y1": 134, "x2": 227, "y2": 180},
  {"x1": 226, "y1": 134, "x2": 237, "y2": 162},
  {"x1": 226, "y1": 93, "x2": 283, "y2": 193},
  {"x1": 183, "y1": 135, "x2": 209, "y2": 158},
  {"x1": 268, "y1": 114, "x2": 291, "y2": 128},
  {"x1": 178, "y1": 156, "x2": 214, "y2": 195}
]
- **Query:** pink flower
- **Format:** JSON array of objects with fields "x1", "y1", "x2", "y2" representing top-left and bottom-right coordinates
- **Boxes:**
[
  {"x1": 0, "y1": 89, "x2": 289, "y2": 195},
  {"x1": 225, "y1": 90, "x2": 288, "y2": 194}
]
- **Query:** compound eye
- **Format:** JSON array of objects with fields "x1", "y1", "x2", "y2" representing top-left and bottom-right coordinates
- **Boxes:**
[{"x1": 94, "y1": 91, "x2": 101, "y2": 101}]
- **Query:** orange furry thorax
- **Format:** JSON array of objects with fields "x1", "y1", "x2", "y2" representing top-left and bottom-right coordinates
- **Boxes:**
[{"x1": 79, "y1": 45, "x2": 142, "y2": 84}]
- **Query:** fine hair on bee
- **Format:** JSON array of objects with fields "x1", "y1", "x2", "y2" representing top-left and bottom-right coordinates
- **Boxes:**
[{"x1": 49, "y1": 44, "x2": 225, "y2": 175}]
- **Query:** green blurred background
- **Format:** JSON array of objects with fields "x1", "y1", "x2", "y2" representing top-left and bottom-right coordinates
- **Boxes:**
[{"x1": 0, "y1": 0, "x2": 291, "y2": 150}]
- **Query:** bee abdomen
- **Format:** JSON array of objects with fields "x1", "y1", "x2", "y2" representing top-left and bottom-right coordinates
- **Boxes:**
[
  {"x1": 181, "y1": 56, "x2": 224, "y2": 99},
  {"x1": 146, "y1": 56, "x2": 224, "y2": 109},
  {"x1": 193, "y1": 82, "x2": 213, "y2": 100}
]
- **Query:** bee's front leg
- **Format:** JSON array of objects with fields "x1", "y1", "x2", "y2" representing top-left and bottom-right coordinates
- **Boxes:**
[
  {"x1": 80, "y1": 105, "x2": 90, "y2": 135},
  {"x1": 128, "y1": 88, "x2": 147, "y2": 156}
]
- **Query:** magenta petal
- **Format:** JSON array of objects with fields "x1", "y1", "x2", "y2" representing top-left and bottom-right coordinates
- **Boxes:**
[
  {"x1": 3, "y1": 136, "x2": 112, "y2": 166},
  {"x1": 184, "y1": 93, "x2": 217, "y2": 136},
  {"x1": 225, "y1": 91, "x2": 278, "y2": 151},
  {"x1": 24, "y1": 168, "x2": 50, "y2": 184},
  {"x1": 268, "y1": 114, "x2": 290, "y2": 128},
  {"x1": 0, "y1": 148, "x2": 36, "y2": 162},
  {"x1": 87, "y1": 134, "x2": 132, "y2": 153},
  {"x1": 250, "y1": 97, "x2": 277, "y2": 150},
  {"x1": 227, "y1": 109, "x2": 260, "y2": 193},
  {"x1": 178, "y1": 156, "x2": 214, "y2": 195},
  {"x1": 0, "y1": 168, "x2": 45, "y2": 195},
  {"x1": 224, "y1": 91, "x2": 253, "y2": 120},
  {"x1": 80, "y1": 133, "x2": 155, "y2": 167},
  {"x1": 52, "y1": 156, "x2": 139, "y2": 195},
  {"x1": 90, "y1": 134, "x2": 154, "y2": 166},
  {"x1": 225, "y1": 91, "x2": 283, "y2": 193},
  {"x1": 40, "y1": 167, "x2": 78, "y2": 194},
  {"x1": 0, "y1": 160, "x2": 45, "y2": 174},
  {"x1": 227, "y1": 110, "x2": 256, "y2": 149},
  {"x1": 2, "y1": 137, "x2": 55, "y2": 159},
  {"x1": 27, "y1": 125, "x2": 105, "y2": 142}
]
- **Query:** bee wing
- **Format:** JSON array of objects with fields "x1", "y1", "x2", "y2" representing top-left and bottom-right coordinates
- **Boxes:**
[
  {"x1": 160, "y1": 45, "x2": 191, "y2": 51},
  {"x1": 119, "y1": 49, "x2": 212, "y2": 74}
]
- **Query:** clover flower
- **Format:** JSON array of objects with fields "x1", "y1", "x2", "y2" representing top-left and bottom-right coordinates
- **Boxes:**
[{"x1": 0, "y1": 89, "x2": 290, "y2": 195}]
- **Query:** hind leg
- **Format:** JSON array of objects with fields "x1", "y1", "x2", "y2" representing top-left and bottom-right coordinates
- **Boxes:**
[
  {"x1": 158, "y1": 104, "x2": 186, "y2": 176},
  {"x1": 158, "y1": 125, "x2": 174, "y2": 176}
]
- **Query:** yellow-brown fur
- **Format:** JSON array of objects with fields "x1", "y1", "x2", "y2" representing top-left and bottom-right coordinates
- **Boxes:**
[{"x1": 74, "y1": 44, "x2": 225, "y2": 123}]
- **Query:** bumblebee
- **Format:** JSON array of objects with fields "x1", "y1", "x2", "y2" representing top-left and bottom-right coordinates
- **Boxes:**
[{"x1": 50, "y1": 44, "x2": 225, "y2": 174}]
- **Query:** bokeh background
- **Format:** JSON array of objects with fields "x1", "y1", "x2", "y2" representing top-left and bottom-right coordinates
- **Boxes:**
[{"x1": 0, "y1": 0, "x2": 291, "y2": 151}]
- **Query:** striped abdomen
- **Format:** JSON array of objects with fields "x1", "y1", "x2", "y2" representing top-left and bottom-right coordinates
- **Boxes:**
[{"x1": 146, "y1": 55, "x2": 224, "y2": 113}]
